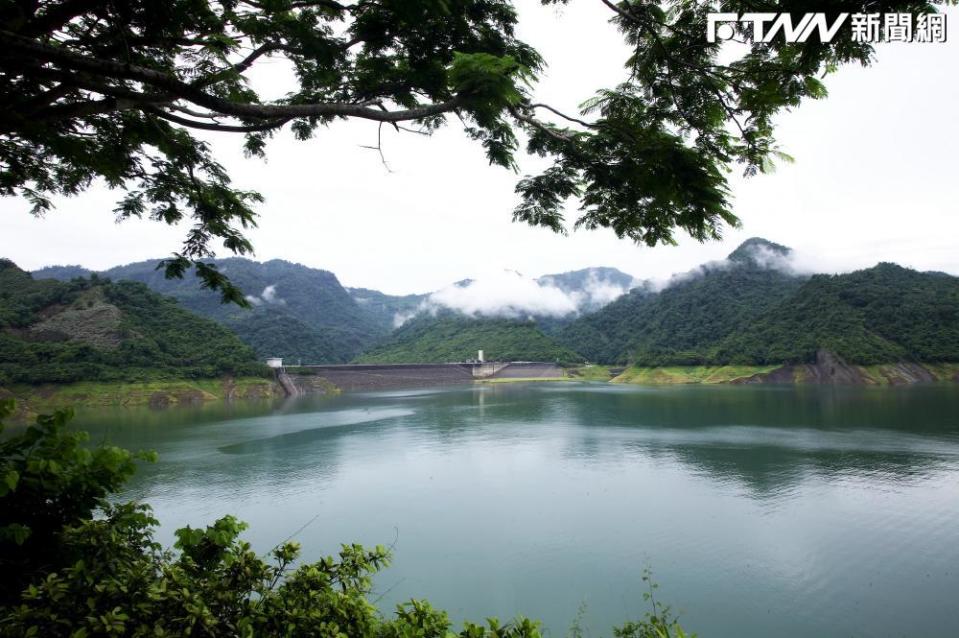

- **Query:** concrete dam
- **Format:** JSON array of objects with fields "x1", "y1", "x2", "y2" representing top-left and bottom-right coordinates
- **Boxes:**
[{"x1": 278, "y1": 362, "x2": 564, "y2": 394}]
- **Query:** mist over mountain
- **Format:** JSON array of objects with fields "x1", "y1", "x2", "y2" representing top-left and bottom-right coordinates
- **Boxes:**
[
  {"x1": 346, "y1": 287, "x2": 430, "y2": 330},
  {"x1": 378, "y1": 266, "x2": 639, "y2": 330},
  {"x1": 29, "y1": 239, "x2": 959, "y2": 371},
  {"x1": 33, "y1": 260, "x2": 638, "y2": 363},
  {"x1": 558, "y1": 239, "x2": 806, "y2": 364}
]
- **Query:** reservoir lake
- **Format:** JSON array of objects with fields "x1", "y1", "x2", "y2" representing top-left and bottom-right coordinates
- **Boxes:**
[{"x1": 72, "y1": 382, "x2": 959, "y2": 638}]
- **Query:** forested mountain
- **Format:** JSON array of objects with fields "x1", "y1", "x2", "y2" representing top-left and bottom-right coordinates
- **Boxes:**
[
  {"x1": 36, "y1": 258, "x2": 386, "y2": 363},
  {"x1": 34, "y1": 260, "x2": 639, "y2": 362},
  {"x1": 559, "y1": 239, "x2": 805, "y2": 364},
  {"x1": 32, "y1": 244, "x2": 958, "y2": 371},
  {"x1": 346, "y1": 287, "x2": 429, "y2": 332},
  {"x1": 356, "y1": 313, "x2": 583, "y2": 364},
  {"x1": 0, "y1": 260, "x2": 261, "y2": 384},
  {"x1": 715, "y1": 263, "x2": 959, "y2": 365},
  {"x1": 560, "y1": 239, "x2": 959, "y2": 367}
]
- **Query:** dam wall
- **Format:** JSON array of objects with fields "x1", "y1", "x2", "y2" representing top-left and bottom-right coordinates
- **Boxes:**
[
  {"x1": 285, "y1": 362, "x2": 565, "y2": 393},
  {"x1": 289, "y1": 363, "x2": 478, "y2": 392}
]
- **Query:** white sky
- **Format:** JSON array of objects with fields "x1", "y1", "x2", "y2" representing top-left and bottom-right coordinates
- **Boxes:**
[{"x1": 1, "y1": 2, "x2": 957, "y2": 295}]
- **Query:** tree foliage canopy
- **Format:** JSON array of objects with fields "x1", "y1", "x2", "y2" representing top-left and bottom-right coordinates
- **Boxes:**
[{"x1": 0, "y1": 0, "x2": 952, "y2": 298}]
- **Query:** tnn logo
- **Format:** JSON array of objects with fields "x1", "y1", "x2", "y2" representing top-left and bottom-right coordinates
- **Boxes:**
[{"x1": 707, "y1": 13, "x2": 850, "y2": 43}]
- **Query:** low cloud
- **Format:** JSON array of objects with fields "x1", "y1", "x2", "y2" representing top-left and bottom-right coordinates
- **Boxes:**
[
  {"x1": 570, "y1": 270, "x2": 635, "y2": 307},
  {"x1": 245, "y1": 283, "x2": 285, "y2": 306},
  {"x1": 649, "y1": 243, "x2": 816, "y2": 292},
  {"x1": 430, "y1": 270, "x2": 579, "y2": 318},
  {"x1": 392, "y1": 309, "x2": 419, "y2": 328},
  {"x1": 391, "y1": 269, "x2": 635, "y2": 326}
]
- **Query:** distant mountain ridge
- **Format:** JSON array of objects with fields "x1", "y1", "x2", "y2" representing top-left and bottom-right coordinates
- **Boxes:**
[
  {"x1": 30, "y1": 240, "x2": 959, "y2": 375},
  {"x1": 35, "y1": 261, "x2": 639, "y2": 363},
  {"x1": 36, "y1": 258, "x2": 386, "y2": 363}
]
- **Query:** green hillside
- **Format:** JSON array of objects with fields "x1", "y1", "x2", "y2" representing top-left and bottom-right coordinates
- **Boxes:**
[
  {"x1": 346, "y1": 287, "x2": 429, "y2": 332},
  {"x1": 356, "y1": 314, "x2": 584, "y2": 364},
  {"x1": 560, "y1": 239, "x2": 959, "y2": 367},
  {"x1": 559, "y1": 239, "x2": 805, "y2": 364},
  {"x1": 31, "y1": 243, "x2": 959, "y2": 372},
  {"x1": 715, "y1": 263, "x2": 959, "y2": 365},
  {"x1": 36, "y1": 258, "x2": 386, "y2": 363},
  {"x1": 0, "y1": 260, "x2": 263, "y2": 384}
]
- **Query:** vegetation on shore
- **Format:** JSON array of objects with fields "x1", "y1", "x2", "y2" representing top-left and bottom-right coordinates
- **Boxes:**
[
  {"x1": 0, "y1": 400, "x2": 691, "y2": 638},
  {"x1": 566, "y1": 365, "x2": 617, "y2": 381}
]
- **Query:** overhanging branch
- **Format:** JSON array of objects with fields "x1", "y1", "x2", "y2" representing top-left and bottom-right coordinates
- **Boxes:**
[
  {"x1": 147, "y1": 107, "x2": 292, "y2": 133},
  {"x1": 0, "y1": 30, "x2": 465, "y2": 124}
]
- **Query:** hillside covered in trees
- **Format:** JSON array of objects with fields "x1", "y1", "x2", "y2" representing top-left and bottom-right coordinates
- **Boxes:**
[
  {"x1": 716, "y1": 263, "x2": 959, "y2": 365},
  {"x1": 27, "y1": 240, "x2": 959, "y2": 372},
  {"x1": 356, "y1": 313, "x2": 583, "y2": 364},
  {"x1": 558, "y1": 239, "x2": 959, "y2": 367},
  {"x1": 0, "y1": 260, "x2": 263, "y2": 384},
  {"x1": 34, "y1": 261, "x2": 638, "y2": 363},
  {"x1": 35, "y1": 259, "x2": 387, "y2": 364}
]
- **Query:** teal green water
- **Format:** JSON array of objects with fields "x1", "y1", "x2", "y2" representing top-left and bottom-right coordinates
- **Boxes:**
[{"x1": 72, "y1": 383, "x2": 959, "y2": 638}]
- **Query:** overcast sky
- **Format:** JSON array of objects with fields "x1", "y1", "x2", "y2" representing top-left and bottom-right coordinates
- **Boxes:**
[{"x1": 1, "y1": 2, "x2": 957, "y2": 295}]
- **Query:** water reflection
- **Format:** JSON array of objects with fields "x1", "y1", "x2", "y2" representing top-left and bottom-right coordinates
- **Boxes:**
[{"x1": 67, "y1": 382, "x2": 959, "y2": 638}]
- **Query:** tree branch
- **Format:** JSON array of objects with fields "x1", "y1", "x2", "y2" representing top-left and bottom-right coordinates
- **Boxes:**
[
  {"x1": 526, "y1": 103, "x2": 596, "y2": 129},
  {"x1": 146, "y1": 107, "x2": 292, "y2": 133},
  {"x1": 509, "y1": 107, "x2": 576, "y2": 143},
  {"x1": 1, "y1": 29, "x2": 465, "y2": 123}
]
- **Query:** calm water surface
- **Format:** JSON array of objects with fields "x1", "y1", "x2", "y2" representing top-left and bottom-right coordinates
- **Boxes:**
[{"x1": 72, "y1": 383, "x2": 959, "y2": 638}]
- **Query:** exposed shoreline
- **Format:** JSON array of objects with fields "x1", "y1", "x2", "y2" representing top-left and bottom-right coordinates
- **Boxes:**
[
  {"x1": 0, "y1": 376, "x2": 284, "y2": 420},
  {"x1": 4, "y1": 357, "x2": 958, "y2": 418},
  {"x1": 612, "y1": 355, "x2": 959, "y2": 387}
]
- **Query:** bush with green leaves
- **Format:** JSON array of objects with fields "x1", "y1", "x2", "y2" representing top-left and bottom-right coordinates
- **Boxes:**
[{"x1": 0, "y1": 399, "x2": 692, "y2": 637}]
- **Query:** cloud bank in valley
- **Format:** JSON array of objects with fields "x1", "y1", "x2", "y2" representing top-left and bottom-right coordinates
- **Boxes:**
[
  {"x1": 390, "y1": 241, "x2": 833, "y2": 326},
  {"x1": 393, "y1": 269, "x2": 636, "y2": 326},
  {"x1": 430, "y1": 270, "x2": 579, "y2": 318}
]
